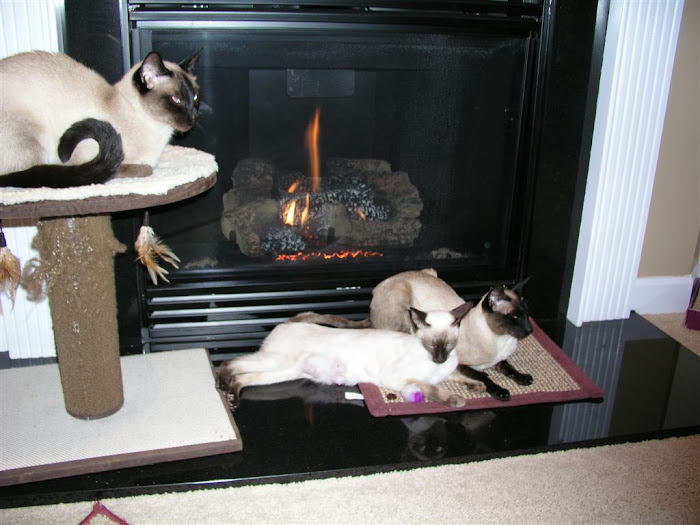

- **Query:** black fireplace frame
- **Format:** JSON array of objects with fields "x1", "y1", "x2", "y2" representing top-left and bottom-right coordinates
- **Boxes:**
[{"x1": 64, "y1": 0, "x2": 607, "y2": 358}]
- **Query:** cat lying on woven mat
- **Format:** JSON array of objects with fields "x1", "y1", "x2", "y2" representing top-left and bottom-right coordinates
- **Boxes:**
[
  {"x1": 218, "y1": 304, "x2": 486, "y2": 407},
  {"x1": 293, "y1": 269, "x2": 534, "y2": 401}
]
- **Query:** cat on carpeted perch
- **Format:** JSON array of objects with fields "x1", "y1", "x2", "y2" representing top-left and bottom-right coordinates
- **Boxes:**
[
  {"x1": 0, "y1": 49, "x2": 211, "y2": 287},
  {"x1": 0, "y1": 49, "x2": 201, "y2": 188}
]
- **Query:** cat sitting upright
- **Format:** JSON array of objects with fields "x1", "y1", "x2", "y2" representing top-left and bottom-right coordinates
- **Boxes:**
[
  {"x1": 0, "y1": 49, "x2": 201, "y2": 188},
  {"x1": 454, "y1": 278, "x2": 533, "y2": 401},
  {"x1": 218, "y1": 304, "x2": 486, "y2": 407},
  {"x1": 294, "y1": 269, "x2": 534, "y2": 401}
]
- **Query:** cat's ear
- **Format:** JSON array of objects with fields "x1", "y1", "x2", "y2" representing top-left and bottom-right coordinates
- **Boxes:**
[
  {"x1": 408, "y1": 307, "x2": 429, "y2": 330},
  {"x1": 486, "y1": 286, "x2": 516, "y2": 315},
  {"x1": 450, "y1": 302, "x2": 472, "y2": 325},
  {"x1": 179, "y1": 49, "x2": 202, "y2": 74},
  {"x1": 139, "y1": 52, "x2": 171, "y2": 90},
  {"x1": 511, "y1": 276, "x2": 531, "y2": 295}
]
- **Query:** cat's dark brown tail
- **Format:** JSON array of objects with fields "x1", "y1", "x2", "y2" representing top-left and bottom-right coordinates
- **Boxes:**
[
  {"x1": 287, "y1": 311, "x2": 372, "y2": 328},
  {"x1": 0, "y1": 118, "x2": 124, "y2": 188}
]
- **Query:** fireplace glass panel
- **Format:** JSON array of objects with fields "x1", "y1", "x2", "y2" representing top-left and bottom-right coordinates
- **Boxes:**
[{"x1": 134, "y1": 25, "x2": 532, "y2": 276}]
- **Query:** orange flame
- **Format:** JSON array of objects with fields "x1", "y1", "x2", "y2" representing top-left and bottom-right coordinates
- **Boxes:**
[
  {"x1": 282, "y1": 193, "x2": 311, "y2": 226},
  {"x1": 283, "y1": 200, "x2": 296, "y2": 225},
  {"x1": 300, "y1": 193, "x2": 310, "y2": 225},
  {"x1": 305, "y1": 106, "x2": 321, "y2": 192},
  {"x1": 356, "y1": 208, "x2": 366, "y2": 220},
  {"x1": 282, "y1": 107, "x2": 321, "y2": 227},
  {"x1": 276, "y1": 250, "x2": 384, "y2": 262}
]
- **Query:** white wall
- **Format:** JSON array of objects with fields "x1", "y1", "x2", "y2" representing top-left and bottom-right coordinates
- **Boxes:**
[{"x1": 0, "y1": 0, "x2": 64, "y2": 358}]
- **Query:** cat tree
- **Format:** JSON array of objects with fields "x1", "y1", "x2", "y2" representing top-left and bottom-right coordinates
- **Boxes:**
[{"x1": 0, "y1": 146, "x2": 217, "y2": 419}]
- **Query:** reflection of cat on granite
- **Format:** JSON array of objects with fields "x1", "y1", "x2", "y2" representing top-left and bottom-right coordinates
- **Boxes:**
[
  {"x1": 0, "y1": 50, "x2": 200, "y2": 188},
  {"x1": 401, "y1": 411, "x2": 499, "y2": 461},
  {"x1": 223, "y1": 380, "x2": 363, "y2": 412}
]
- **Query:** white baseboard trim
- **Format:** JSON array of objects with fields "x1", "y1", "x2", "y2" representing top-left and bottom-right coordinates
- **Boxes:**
[{"x1": 630, "y1": 275, "x2": 694, "y2": 315}]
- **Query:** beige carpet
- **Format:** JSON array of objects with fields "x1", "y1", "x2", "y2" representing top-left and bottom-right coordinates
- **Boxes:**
[
  {"x1": 643, "y1": 312, "x2": 700, "y2": 357},
  {"x1": 2, "y1": 434, "x2": 698, "y2": 524}
]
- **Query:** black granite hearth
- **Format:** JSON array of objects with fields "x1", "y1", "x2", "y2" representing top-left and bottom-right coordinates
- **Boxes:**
[{"x1": 1, "y1": 312, "x2": 698, "y2": 508}]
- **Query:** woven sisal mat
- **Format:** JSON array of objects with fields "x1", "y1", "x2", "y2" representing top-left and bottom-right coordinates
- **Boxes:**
[
  {"x1": 0, "y1": 349, "x2": 241, "y2": 486},
  {"x1": 360, "y1": 320, "x2": 603, "y2": 416}
]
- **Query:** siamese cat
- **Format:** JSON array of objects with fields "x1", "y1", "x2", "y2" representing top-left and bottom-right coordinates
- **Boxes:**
[
  {"x1": 453, "y1": 279, "x2": 533, "y2": 401},
  {"x1": 0, "y1": 49, "x2": 201, "y2": 188},
  {"x1": 294, "y1": 269, "x2": 533, "y2": 401},
  {"x1": 218, "y1": 304, "x2": 486, "y2": 407}
]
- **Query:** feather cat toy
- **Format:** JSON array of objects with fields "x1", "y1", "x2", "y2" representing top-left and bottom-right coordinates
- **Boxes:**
[
  {"x1": 0, "y1": 225, "x2": 21, "y2": 313},
  {"x1": 134, "y1": 211, "x2": 180, "y2": 285}
]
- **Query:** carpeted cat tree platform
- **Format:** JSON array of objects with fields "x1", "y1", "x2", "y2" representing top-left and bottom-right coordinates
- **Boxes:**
[
  {"x1": 1, "y1": 145, "x2": 218, "y2": 419},
  {"x1": 0, "y1": 146, "x2": 242, "y2": 485}
]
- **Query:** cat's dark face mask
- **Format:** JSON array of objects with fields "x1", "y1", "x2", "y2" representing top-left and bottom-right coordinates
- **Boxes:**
[
  {"x1": 409, "y1": 304, "x2": 470, "y2": 364},
  {"x1": 134, "y1": 50, "x2": 202, "y2": 133},
  {"x1": 483, "y1": 285, "x2": 533, "y2": 340},
  {"x1": 430, "y1": 341, "x2": 451, "y2": 364}
]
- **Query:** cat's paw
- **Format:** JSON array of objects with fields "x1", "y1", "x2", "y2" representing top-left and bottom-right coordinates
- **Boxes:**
[
  {"x1": 514, "y1": 372, "x2": 533, "y2": 386},
  {"x1": 223, "y1": 389, "x2": 241, "y2": 412},
  {"x1": 446, "y1": 394, "x2": 467, "y2": 407},
  {"x1": 489, "y1": 386, "x2": 511, "y2": 402},
  {"x1": 467, "y1": 381, "x2": 487, "y2": 394},
  {"x1": 217, "y1": 361, "x2": 237, "y2": 391},
  {"x1": 230, "y1": 379, "x2": 247, "y2": 398}
]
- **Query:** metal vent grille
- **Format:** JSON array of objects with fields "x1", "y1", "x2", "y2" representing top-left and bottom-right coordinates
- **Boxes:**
[
  {"x1": 144, "y1": 270, "x2": 379, "y2": 363},
  {"x1": 143, "y1": 267, "x2": 494, "y2": 364}
]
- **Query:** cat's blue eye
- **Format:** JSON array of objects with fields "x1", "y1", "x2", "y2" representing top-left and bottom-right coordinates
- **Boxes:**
[{"x1": 171, "y1": 95, "x2": 182, "y2": 105}]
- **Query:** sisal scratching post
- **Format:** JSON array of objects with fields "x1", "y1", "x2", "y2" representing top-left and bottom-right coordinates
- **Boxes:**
[
  {"x1": 1, "y1": 146, "x2": 218, "y2": 421},
  {"x1": 30, "y1": 216, "x2": 126, "y2": 419}
]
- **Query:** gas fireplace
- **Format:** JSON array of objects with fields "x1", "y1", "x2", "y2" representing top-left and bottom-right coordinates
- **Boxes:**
[{"x1": 64, "y1": 1, "x2": 604, "y2": 360}]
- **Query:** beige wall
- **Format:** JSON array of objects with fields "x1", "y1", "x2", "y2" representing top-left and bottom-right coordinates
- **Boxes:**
[{"x1": 638, "y1": 0, "x2": 699, "y2": 277}]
